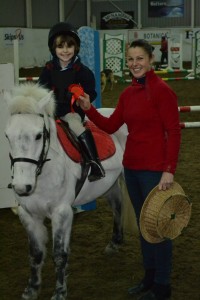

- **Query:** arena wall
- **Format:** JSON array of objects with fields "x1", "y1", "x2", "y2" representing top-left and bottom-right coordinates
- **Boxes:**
[{"x1": 0, "y1": 27, "x2": 199, "y2": 69}]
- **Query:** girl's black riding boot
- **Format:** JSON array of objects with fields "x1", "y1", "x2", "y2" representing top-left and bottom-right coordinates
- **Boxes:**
[{"x1": 78, "y1": 129, "x2": 105, "y2": 182}]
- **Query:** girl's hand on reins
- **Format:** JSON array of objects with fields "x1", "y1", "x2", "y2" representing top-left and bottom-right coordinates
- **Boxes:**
[{"x1": 79, "y1": 93, "x2": 91, "y2": 111}]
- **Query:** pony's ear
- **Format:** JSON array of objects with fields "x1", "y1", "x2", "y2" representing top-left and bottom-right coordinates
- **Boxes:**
[
  {"x1": 38, "y1": 91, "x2": 54, "y2": 111},
  {"x1": 38, "y1": 91, "x2": 53, "y2": 109}
]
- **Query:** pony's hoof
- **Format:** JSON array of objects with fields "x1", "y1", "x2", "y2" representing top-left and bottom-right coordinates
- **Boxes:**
[
  {"x1": 104, "y1": 241, "x2": 120, "y2": 255},
  {"x1": 21, "y1": 287, "x2": 39, "y2": 300},
  {"x1": 51, "y1": 292, "x2": 67, "y2": 300}
]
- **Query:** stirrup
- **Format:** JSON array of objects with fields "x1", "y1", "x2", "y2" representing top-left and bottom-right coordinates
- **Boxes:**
[{"x1": 88, "y1": 161, "x2": 105, "y2": 182}]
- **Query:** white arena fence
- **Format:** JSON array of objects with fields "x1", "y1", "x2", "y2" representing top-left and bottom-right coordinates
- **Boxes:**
[{"x1": 15, "y1": 79, "x2": 200, "y2": 130}]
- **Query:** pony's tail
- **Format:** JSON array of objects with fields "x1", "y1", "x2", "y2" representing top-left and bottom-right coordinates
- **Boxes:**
[{"x1": 118, "y1": 174, "x2": 139, "y2": 236}]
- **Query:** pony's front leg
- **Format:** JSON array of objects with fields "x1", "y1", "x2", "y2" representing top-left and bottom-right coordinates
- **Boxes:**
[
  {"x1": 18, "y1": 207, "x2": 48, "y2": 300},
  {"x1": 51, "y1": 204, "x2": 73, "y2": 300}
]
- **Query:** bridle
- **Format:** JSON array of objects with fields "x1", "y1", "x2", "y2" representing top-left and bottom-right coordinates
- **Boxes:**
[{"x1": 9, "y1": 113, "x2": 51, "y2": 177}]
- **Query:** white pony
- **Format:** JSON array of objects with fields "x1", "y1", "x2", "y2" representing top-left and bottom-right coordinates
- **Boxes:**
[{"x1": 4, "y1": 83, "x2": 128, "y2": 300}]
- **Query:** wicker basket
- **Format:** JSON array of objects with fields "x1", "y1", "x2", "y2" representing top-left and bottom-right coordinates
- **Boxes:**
[{"x1": 139, "y1": 182, "x2": 192, "y2": 243}]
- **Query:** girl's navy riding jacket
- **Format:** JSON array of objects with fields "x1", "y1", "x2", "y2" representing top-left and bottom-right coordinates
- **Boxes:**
[{"x1": 38, "y1": 56, "x2": 97, "y2": 121}]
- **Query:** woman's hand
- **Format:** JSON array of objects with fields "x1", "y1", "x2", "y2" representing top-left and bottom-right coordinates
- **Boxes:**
[
  {"x1": 79, "y1": 93, "x2": 91, "y2": 110},
  {"x1": 158, "y1": 172, "x2": 174, "y2": 191}
]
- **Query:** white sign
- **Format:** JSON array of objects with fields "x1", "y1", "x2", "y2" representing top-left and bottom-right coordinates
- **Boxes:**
[{"x1": 3, "y1": 28, "x2": 25, "y2": 46}]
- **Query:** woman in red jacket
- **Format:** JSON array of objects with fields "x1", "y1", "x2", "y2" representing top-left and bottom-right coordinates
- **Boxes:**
[{"x1": 79, "y1": 39, "x2": 181, "y2": 300}]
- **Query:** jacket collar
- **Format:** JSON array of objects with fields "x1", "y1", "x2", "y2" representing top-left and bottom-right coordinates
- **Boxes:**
[
  {"x1": 53, "y1": 55, "x2": 80, "y2": 71},
  {"x1": 132, "y1": 69, "x2": 155, "y2": 86}
]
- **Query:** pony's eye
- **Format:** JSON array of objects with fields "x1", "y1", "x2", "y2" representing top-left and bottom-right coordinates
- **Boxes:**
[
  {"x1": 5, "y1": 134, "x2": 10, "y2": 142},
  {"x1": 35, "y1": 133, "x2": 42, "y2": 140}
]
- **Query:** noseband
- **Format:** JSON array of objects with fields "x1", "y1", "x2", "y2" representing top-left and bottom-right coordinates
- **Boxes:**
[{"x1": 9, "y1": 113, "x2": 51, "y2": 177}]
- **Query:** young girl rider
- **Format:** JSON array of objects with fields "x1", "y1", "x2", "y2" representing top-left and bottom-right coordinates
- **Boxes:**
[{"x1": 38, "y1": 22, "x2": 105, "y2": 182}]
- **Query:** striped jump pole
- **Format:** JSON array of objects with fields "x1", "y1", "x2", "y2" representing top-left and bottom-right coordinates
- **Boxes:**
[
  {"x1": 19, "y1": 77, "x2": 39, "y2": 82},
  {"x1": 179, "y1": 105, "x2": 200, "y2": 129},
  {"x1": 162, "y1": 77, "x2": 195, "y2": 81},
  {"x1": 180, "y1": 122, "x2": 200, "y2": 128},
  {"x1": 166, "y1": 69, "x2": 193, "y2": 73},
  {"x1": 178, "y1": 106, "x2": 200, "y2": 112},
  {"x1": 155, "y1": 69, "x2": 193, "y2": 74},
  {"x1": 125, "y1": 77, "x2": 195, "y2": 83}
]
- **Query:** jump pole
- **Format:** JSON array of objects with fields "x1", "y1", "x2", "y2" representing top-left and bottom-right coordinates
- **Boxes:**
[
  {"x1": 155, "y1": 69, "x2": 193, "y2": 74},
  {"x1": 178, "y1": 105, "x2": 200, "y2": 112},
  {"x1": 162, "y1": 77, "x2": 195, "y2": 81},
  {"x1": 19, "y1": 77, "x2": 39, "y2": 82},
  {"x1": 179, "y1": 105, "x2": 200, "y2": 128},
  {"x1": 180, "y1": 122, "x2": 200, "y2": 128}
]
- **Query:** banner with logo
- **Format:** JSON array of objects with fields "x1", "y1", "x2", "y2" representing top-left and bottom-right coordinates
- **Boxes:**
[
  {"x1": 101, "y1": 11, "x2": 134, "y2": 29},
  {"x1": 148, "y1": 0, "x2": 184, "y2": 18},
  {"x1": 3, "y1": 28, "x2": 24, "y2": 45}
]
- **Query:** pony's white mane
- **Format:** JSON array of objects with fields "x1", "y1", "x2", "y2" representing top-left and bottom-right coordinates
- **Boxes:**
[{"x1": 5, "y1": 83, "x2": 55, "y2": 116}]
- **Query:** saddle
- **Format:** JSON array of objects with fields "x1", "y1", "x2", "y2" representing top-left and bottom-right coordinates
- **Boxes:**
[
  {"x1": 56, "y1": 119, "x2": 116, "y2": 162},
  {"x1": 56, "y1": 119, "x2": 116, "y2": 197}
]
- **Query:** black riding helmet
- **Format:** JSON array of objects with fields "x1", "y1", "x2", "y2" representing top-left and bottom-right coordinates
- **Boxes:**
[{"x1": 48, "y1": 22, "x2": 80, "y2": 55}]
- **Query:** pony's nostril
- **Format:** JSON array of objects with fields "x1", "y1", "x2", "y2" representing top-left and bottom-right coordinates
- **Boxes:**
[
  {"x1": 7, "y1": 183, "x2": 12, "y2": 189},
  {"x1": 26, "y1": 185, "x2": 32, "y2": 193}
]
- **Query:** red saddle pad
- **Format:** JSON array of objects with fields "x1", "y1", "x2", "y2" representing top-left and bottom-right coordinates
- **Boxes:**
[{"x1": 56, "y1": 120, "x2": 116, "y2": 162}]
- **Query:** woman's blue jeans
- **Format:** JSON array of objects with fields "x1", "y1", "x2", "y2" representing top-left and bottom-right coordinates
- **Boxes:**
[{"x1": 124, "y1": 168, "x2": 172, "y2": 285}]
